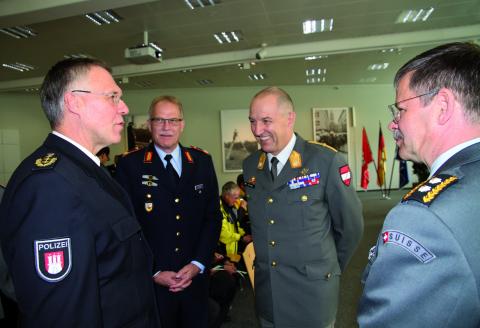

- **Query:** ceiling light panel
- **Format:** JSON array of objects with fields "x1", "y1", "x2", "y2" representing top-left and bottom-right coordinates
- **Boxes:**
[
  {"x1": 85, "y1": 10, "x2": 122, "y2": 26},
  {"x1": 396, "y1": 7, "x2": 434, "y2": 24},
  {"x1": 197, "y1": 79, "x2": 213, "y2": 85},
  {"x1": 305, "y1": 55, "x2": 329, "y2": 61},
  {"x1": 0, "y1": 26, "x2": 37, "y2": 39},
  {"x1": 306, "y1": 77, "x2": 326, "y2": 84},
  {"x1": 213, "y1": 31, "x2": 243, "y2": 44},
  {"x1": 367, "y1": 63, "x2": 389, "y2": 70},
  {"x1": 184, "y1": 0, "x2": 220, "y2": 9},
  {"x1": 248, "y1": 73, "x2": 266, "y2": 80},
  {"x1": 2, "y1": 63, "x2": 36, "y2": 72},
  {"x1": 303, "y1": 19, "x2": 334, "y2": 34},
  {"x1": 305, "y1": 68, "x2": 327, "y2": 76}
]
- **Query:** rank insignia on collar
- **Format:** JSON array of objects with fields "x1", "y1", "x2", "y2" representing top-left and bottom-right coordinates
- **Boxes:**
[
  {"x1": 245, "y1": 176, "x2": 256, "y2": 188},
  {"x1": 184, "y1": 150, "x2": 194, "y2": 163},
  {"x1": 339, "y1": 165, "x2": 352, "y2": 186},
  {"x1": 288, "y1": 172, "x2": 320, "y2": 190},
  {"x1": 34, "y1": 237, "x2": 72, "y2": 282},
  {"x1": 257, "y1": 153, "x2": 266, "y2": 170},
  {"x1": 288, "y1": 150, "x2": 302, "y2": 168},
  {"x1": 34, "y1": 153, "x2": 58, "y2": 169},
  {"x1": 402, "y1": 174, "x2": 458, "y2": 206},
  {"x1": 144, "y1": 151, "x2": 153, "y2": 163}
]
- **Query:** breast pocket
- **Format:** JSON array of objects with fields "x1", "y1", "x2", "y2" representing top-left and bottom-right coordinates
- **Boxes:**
[{"x1": 112, "y1": 216, "x2": 142, "y2": 242}]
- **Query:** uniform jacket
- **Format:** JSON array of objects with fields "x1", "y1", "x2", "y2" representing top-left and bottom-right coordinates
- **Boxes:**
[
  {"x1": 358, "y1": 142, "x2": 480, "y2": 327},
  {"x1": 219, "y1": 199, "x2": 246, "y2": 261},
  {"x1": 243, "y1": 134, "x2": 364, "y2": 328},
  {"x1": 115, "y1": 143, "x2": 221, "y2": 274},
  {"x1": 0, "y1": 134, "x2": 159, "y2": 328}
]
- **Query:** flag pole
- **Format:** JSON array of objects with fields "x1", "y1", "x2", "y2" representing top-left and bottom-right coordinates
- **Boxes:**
[{"x1": 386, "y1": 145, "x2": 398, "y2": 198}]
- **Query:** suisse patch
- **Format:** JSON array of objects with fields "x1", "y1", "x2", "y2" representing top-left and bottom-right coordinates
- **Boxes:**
[
  {"x1": 35, "y1": 237, "x2": 72, "y2": 282},
  {"x1": 339, "y1": 165, "x2": 352, "y2": 186},
  {"x1": 382, "y1": 230, "x2": 436, "y2": 263}
]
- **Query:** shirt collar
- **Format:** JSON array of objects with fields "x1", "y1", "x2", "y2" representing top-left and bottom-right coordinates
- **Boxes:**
[
  {"x1": 52, "y1": 131, "x2": 100, "y2": 166},
  {"x1": 429, "y1": 138, "x2": 480, "y2": 177},
  {"x1": 267, "y1": 134, "x2": 296, "y2": 171}
]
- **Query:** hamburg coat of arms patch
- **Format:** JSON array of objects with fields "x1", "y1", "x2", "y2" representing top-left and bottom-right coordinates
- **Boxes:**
[{"x1": 34, "y1": 237, "x2": 72, "y2": 282}]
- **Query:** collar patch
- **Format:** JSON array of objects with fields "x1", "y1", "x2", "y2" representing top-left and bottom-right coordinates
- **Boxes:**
[
  {"x1": 35, "y1": 237, "x2": 72, "y2": 282},
  {"x1": 144, "y1": 151, "x2": 153, "y2": 163},
  {"x1": 288, "y1": 150, "x2": 302, "y2": 168},
  {"x1": 257, "y1": 153, "x2": 266, "y2": 170},
  {"x1": 402, "y1": 174, "x2": 458, "y2": 206},
  {"x1": 184, "y1": 150, "x2": 194, "y2": 163},
  {"x1": 382, "y1": 230, "x2": 436, "y2": 263}
]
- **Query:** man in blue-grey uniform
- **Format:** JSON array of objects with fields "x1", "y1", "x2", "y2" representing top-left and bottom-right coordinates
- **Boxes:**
[
  {"x1": 358, "y1": 42, "x2": 480, "y2": 327},
  {"x1": 115, "y1": 95, "x2": 221, "y2": 328},
  {"x1": 0, "y1": 58, "x2": 159, "y2": 327},
  {"x1": 243, "y1": 87, "x2": 364, "y2": 328}
]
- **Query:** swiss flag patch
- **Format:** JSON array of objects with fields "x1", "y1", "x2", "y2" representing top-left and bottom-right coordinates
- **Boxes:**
[{"x1": 339, "y1": 165, "x2": 351, "y2": 186}]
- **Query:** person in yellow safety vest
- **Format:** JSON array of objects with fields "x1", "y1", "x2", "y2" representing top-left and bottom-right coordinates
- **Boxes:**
[{"x1": 219, "y1": 182, "x2": 252, "y2": 262}]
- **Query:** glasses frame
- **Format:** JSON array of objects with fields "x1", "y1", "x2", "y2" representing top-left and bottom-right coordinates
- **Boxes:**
[
  {"x1": 149, "y1": 117, "x2": 184, "y2": 126},
  {"x1": 388, "y1": 88, "x2": 439, "y2": 123},
  {"x1": 71, "y1": 89, "x2": 122, "y2": 106}
]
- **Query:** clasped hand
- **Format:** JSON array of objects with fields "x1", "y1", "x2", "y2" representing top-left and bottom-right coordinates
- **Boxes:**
[{"x1": 153, "y1": 263, "x2": 200, "y2": 292}]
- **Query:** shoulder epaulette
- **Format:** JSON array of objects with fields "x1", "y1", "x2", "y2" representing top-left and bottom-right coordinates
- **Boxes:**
[
  {"x1": 189, "y1": 145, "x2": 210, "y2": 155},
  {"x1": 121, "y1": 146, "x2": 144, "y2": 157},
  {"x1": 33, "y1": 152, "x2": 59, "y2": 170},
  {"x1": 308, "y1": 141, "x2": 337, "y2": 152},
  {"x1": 402, "y1": 174, "x2": 458, "y2": 206}
]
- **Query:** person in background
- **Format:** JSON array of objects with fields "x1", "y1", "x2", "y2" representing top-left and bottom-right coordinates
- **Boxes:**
[
  {"x1": 115, "y1": 95, "x2": 222, "y2": 328},
  {"x1": 358, "y1": 42, "x2": 480, "y2": 327},
  {"x1": 0, "y1": 58, "x2": 159, "y2": 327},
  {"x1": 96, "y1": 146, "x2": 116, "y2": 176},
  {"x1": 219, "y1": 181, "x2": 252, "y2": 263},
  {"x1": 0, "y1": 185, "x2": 18, "y2": 327},
  {"x1": 243, "y1": 86, "x2": 364, "y2": 328}
]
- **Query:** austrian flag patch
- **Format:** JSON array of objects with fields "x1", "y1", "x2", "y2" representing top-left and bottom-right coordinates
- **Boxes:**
[
  {"x1": 34, "y1": 237, "x2": 72, "y2": 282},
  {"x1": 339, "y1": 165, "x2": 352, "y2": 186}
]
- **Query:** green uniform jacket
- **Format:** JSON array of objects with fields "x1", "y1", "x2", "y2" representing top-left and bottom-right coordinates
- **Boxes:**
[{"x1": 243, "y1": 134, "x2": 363, "y2": 328}]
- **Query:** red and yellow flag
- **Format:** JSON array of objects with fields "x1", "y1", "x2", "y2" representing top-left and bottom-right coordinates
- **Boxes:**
[{"x1": 360, "y1": 127, "x2": 373, "y2": 190}]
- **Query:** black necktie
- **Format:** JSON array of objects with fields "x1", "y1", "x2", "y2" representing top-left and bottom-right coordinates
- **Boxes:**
[
  {"x1": 270, "y1": 157, "x2": 279, "y2": 181},
  {"x1": 164, "y1": 154, "x2": 179, "y2": 185}
]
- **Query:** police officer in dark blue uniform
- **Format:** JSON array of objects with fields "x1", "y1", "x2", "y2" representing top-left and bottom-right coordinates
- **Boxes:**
[
  {"x1": 0, "y1": 58, "x2": 160, "y2": 327},
  {"x1": 115, "y1": 95, "x2": 221, "y2": 328}
]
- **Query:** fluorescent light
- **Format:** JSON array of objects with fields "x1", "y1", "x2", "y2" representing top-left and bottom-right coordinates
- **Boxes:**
[
  {"x1": 396, "y1": 7, "x2": 434, "y2": 24},
  {"x1": 0, "y1": 26, "x2": 37, "y2": 39},
  {"x1": 248, "y1": 73, "x2": 266, "y2": 80},
  {"x1": 305, "y1": 55, "x2": 329, "y2": 61},
  {"x1": 306, "y1": 77, "x2": 326, "y2": 84},
  {"x1": 367, "y1": 63, "x2": 389, "y2": 71},
  {"x1": 213, "y1": 31, "x2": 243, "y2": 44},
  {"x1": 197, "y1": 79, "x2": 213, "y2": 85},
  {"x1": 184, "y1": 0, "x2": 220, "y2": 9},
  {"x1": 85, "y1": 10, "x2": 122, "y2": 25},
  {"x1": 303, "y1": 19, "x2": 333, "y2": 34},
  {"x1": 2, "y1": 63, "x2": 36, "y2": 72},
  {"x1": 305, "y1": 68, "x2": 327, "y2": 76}
]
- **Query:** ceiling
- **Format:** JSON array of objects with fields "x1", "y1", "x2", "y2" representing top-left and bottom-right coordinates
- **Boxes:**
[{"x1": 0, "y1": 0, "x2": 479, "y2": 92}]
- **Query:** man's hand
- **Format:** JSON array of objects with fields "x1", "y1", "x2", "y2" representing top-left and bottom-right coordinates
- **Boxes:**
[
  {"x1": 169, "y1": 263, "x2": 200, "y2": 292},
  {"x1": 242, "y1": 234, "x2": 253, "y2": 244},
  {"x1": 153, "y1": 271, "x2": 181, "y2": 288}
]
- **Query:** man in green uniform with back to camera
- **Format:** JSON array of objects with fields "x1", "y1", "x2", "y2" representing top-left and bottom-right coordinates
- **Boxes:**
[{"x1": 243, "y1": 86, "x2": 364, "y2": 328}]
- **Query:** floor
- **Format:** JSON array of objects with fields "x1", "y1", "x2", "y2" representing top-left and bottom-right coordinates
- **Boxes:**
[{"x1": 222, "y1": 189, "x2": 404, "y2": 328}]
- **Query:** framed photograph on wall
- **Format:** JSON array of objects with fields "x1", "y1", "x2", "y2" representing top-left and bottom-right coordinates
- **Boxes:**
[
  {"x1": 220, "y1": 109, "x2": 258, "y2": 172},
  {"x1": 124, "y1": 115, "x2": 150, "y2": 151},
  {"x1": 312, "y1": 107, "x2": 353, "y2": 164}
]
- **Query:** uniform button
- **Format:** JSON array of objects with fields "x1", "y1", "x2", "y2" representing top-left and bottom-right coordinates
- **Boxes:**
[
  {"x1": 146, "y1": 194, "x2": 152, "y2": 199},
  {"x1": 176, "y1": 214, "x2": 181, "y2": 220},
  {"x1": 271, "y1": 261, "x2": 277, "y2": 267},
  {"x1": 325, "y1": 273, "x2": 332, "y2": 279},
  {"x1": 176, "y1": 232, "x2": 181, "y2": 237},
  {"x1": 269, "y1": 240, "x2": 275, "y2": 246},
  {"x1": 174, "y1": 198, "x2": 180, "y2": 203},
  {"x1": 267, "y1": 198, "x2": 274, "y2": 204},
  {"x1": 269, "y1": 219, "x2": 275, "y2": 225},
  {"x1": 175, "y1": 247, "x2": 180, "y2": 252},
  {"x1": 301, "y1": 195, "x2": 308, "y2": 202}
]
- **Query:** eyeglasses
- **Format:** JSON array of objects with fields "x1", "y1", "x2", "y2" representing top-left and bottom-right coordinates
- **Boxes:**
[
  {"x1": 149, "y1": 117, "x2": 183, "y2": 126},
  {"x1": 71, "y1": 90, "x2": 123, "y2": 106},
  {"x1": 388, "y1": 88, "x2": 439, "y2": 123}
]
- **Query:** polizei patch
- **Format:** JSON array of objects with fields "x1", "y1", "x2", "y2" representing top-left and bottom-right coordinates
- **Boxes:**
[
  {"x1": 34, "y1": 237, "x2": 72, "y2": 282},
  {"x1": 382, "y1": 230, "x2": 436, "y2": 263}
]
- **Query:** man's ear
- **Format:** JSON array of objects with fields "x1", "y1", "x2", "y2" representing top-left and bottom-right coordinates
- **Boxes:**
[
  {"x1": 287, "y1": 111, "x2": 296, "y2": 128},
  {"x1": 64, "y1": 92, "x2": 81, "y2": 115},
  {"x1": 435, "y1": 88, "x2": 455, "y2": 125}
]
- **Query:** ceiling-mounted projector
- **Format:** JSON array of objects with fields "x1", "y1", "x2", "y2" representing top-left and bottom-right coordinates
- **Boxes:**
[{"x1": 124, "y1": 45, "x2": 162, "y2": 64}]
